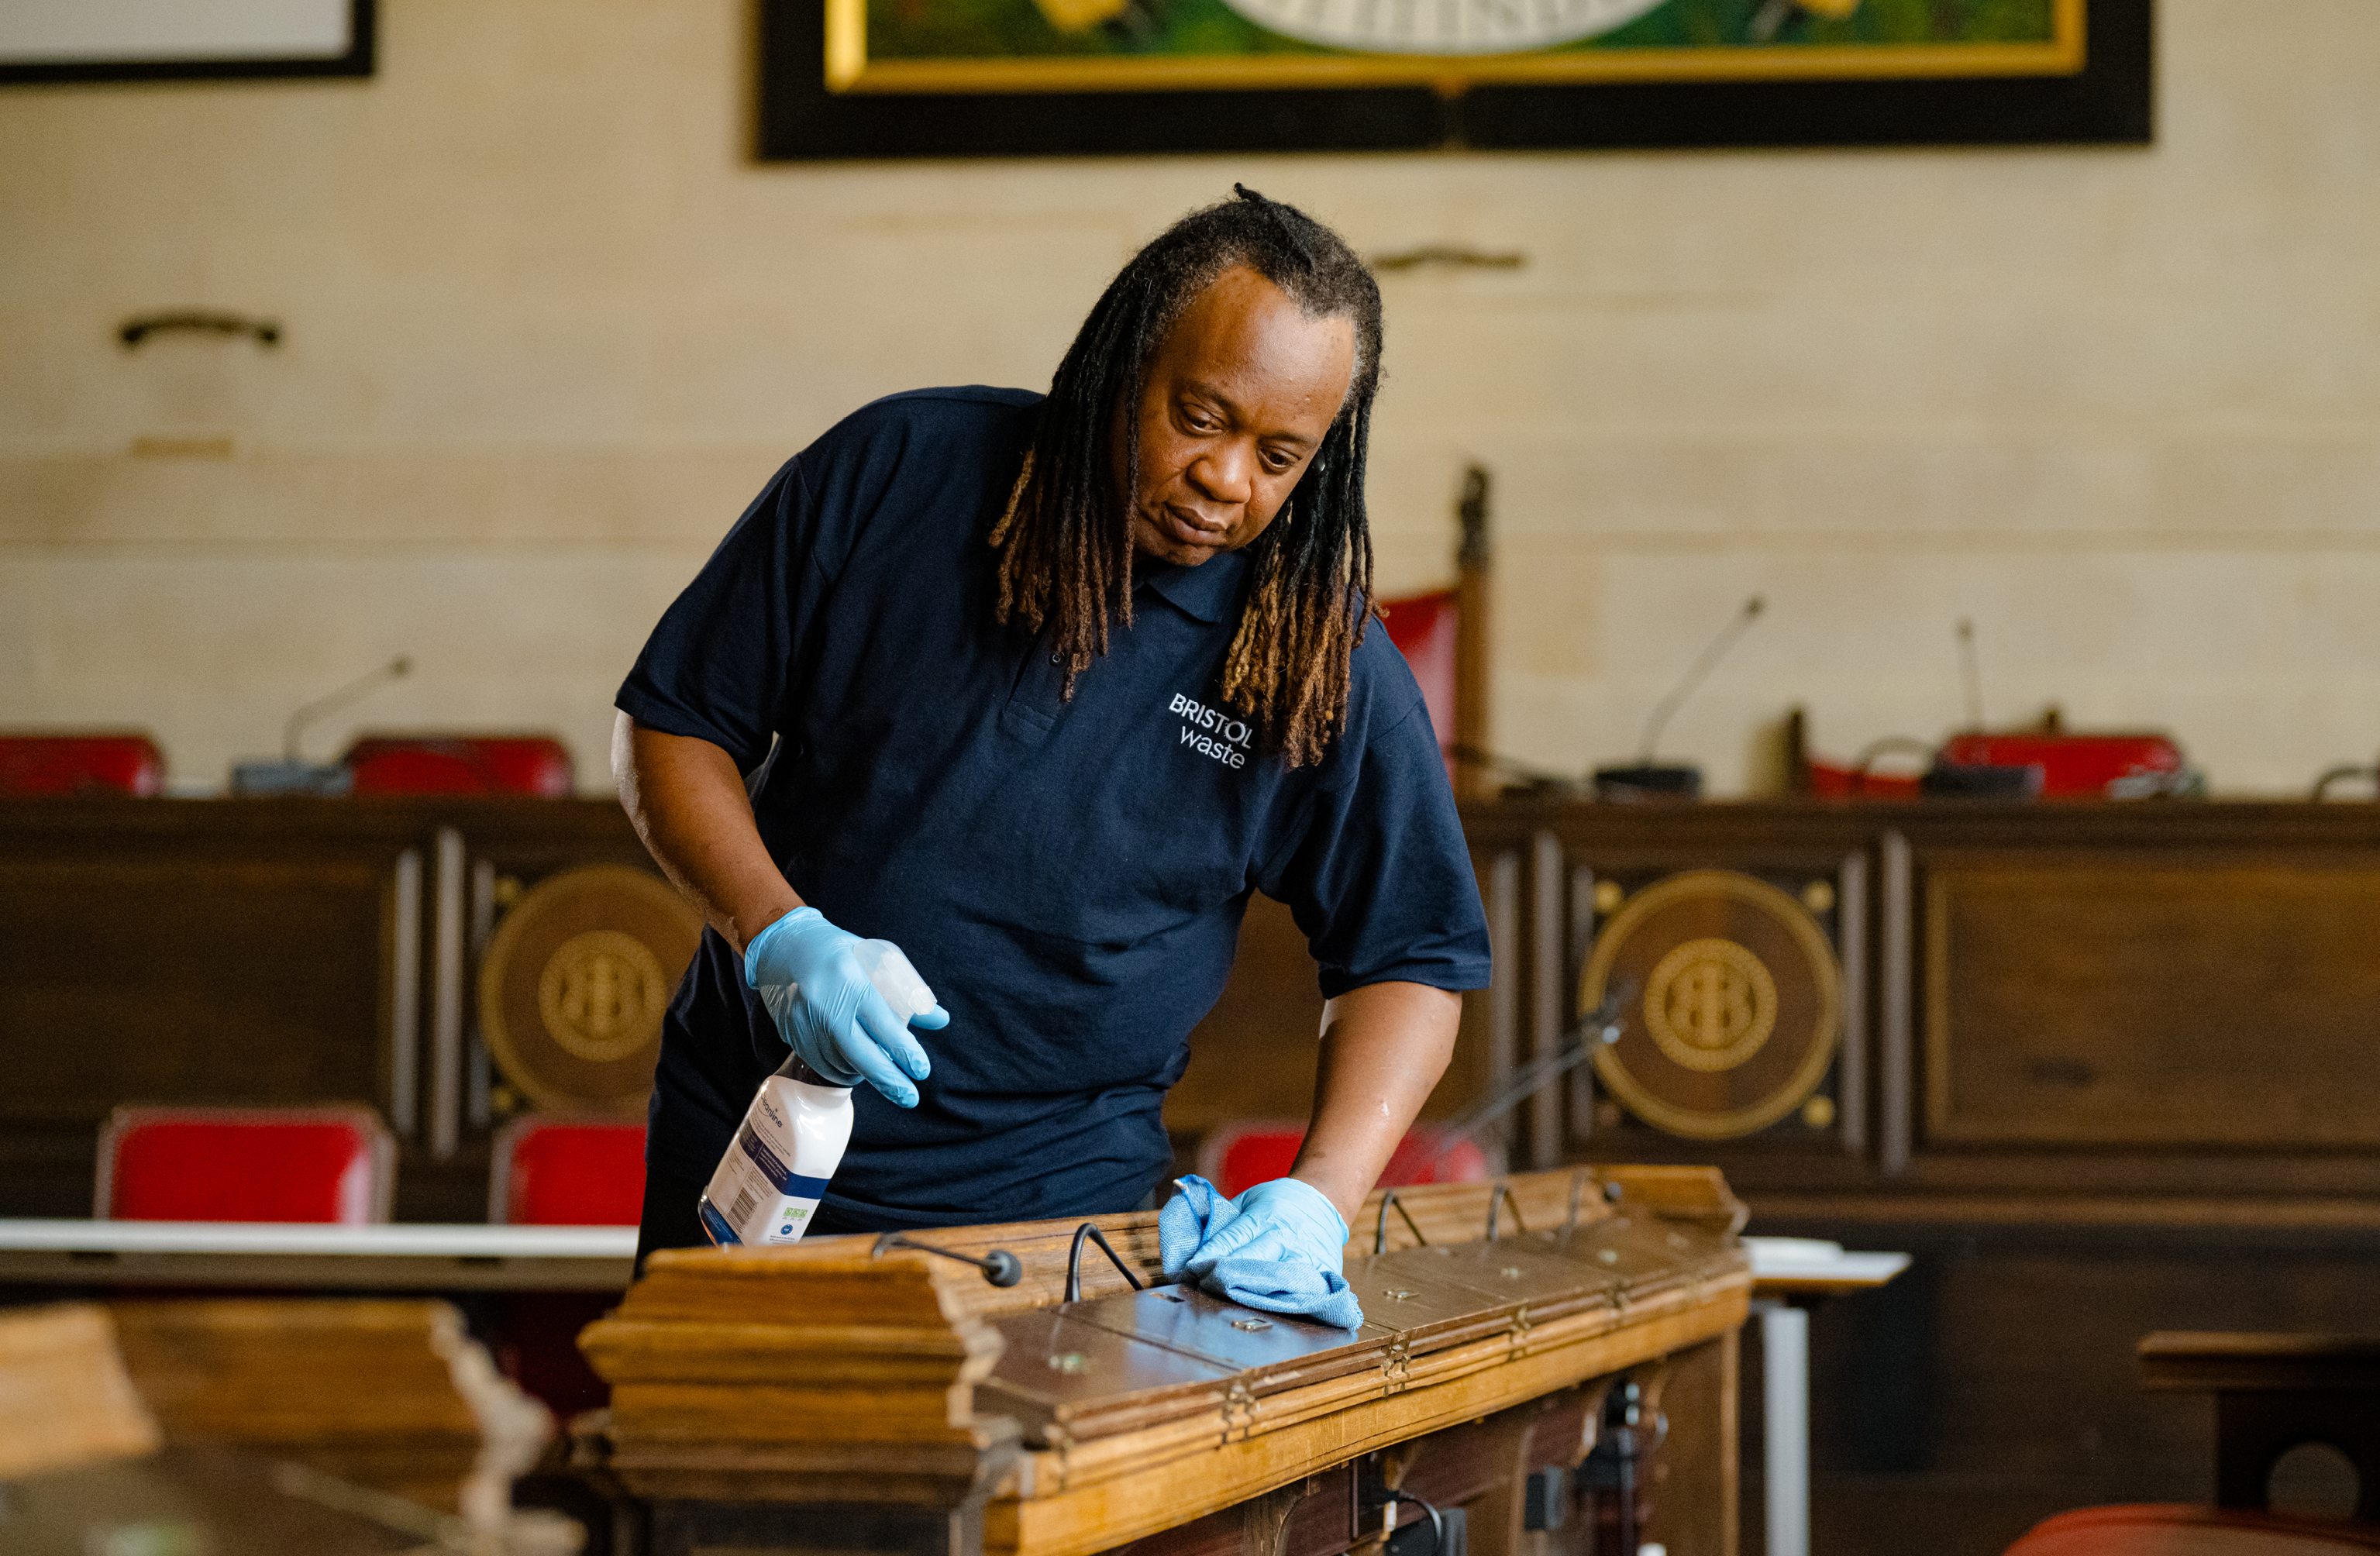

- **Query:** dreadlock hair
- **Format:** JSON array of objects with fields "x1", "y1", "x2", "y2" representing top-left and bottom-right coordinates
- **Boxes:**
[{"x1": 989, "y1": 184, "x2": 1385, "y2": 768}]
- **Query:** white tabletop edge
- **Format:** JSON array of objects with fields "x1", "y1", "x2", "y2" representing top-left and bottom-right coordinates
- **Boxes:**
[
  {"x1": 0, "y1": 1220, "x2": 639, "y2": 1258},
  {"x1": 2, "y1": 1221, "x2": 1900, "y2": 1278},
  {"x1": 1744, "y1": 1238, "x2": 1910, "y2": 1283}
]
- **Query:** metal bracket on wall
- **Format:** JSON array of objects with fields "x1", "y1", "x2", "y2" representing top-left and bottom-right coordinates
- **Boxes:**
[{"x1": 118, "y1": 311, "x2": 280, "y2": 349}]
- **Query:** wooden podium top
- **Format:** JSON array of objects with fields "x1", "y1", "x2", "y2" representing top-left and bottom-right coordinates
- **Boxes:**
[{"x1": 578, "y1": 1165, "x2": 1754, "y2": 1556}]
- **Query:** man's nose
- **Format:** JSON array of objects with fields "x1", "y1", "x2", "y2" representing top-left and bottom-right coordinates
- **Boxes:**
[{"x1": 1187, "y1": 442, "x2": 1254, "y2": 505}]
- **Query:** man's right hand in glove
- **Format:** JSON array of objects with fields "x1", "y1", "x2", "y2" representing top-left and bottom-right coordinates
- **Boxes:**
[{"x1": 742, "y1": 907, "x2": 949, "y2": 1108}]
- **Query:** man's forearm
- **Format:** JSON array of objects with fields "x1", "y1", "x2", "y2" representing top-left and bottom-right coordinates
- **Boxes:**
[
  {"x1": 1289, "y1": 980, "x2": 1462, "y2": 1226},
  {"x1": 612, "y1": 711, "x2": 804, "y2": 955}
]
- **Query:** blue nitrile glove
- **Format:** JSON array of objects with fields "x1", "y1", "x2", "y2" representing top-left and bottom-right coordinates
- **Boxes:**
[
  {"x1": 742, "y1": 907, "x2": 949, "y2": 1108},
  {"x1": 1159, "y1": 1173, "x2": 1363, "y2": 1328}
]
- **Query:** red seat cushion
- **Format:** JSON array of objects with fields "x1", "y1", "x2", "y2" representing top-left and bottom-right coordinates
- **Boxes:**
[
  {"x1": 494, "y1": 1119, "x2": 647, "y2": 1225},
  {"x1": 1201, "y1": 1122, "x2": 1490, "y2": 1200},
  {"x1": 343, "y1": 736, "x2": 573, "y2": 797},
  {"x1": 1938, "y1": 732, "x2": 2186, "y2": 798},
  {"x1": 0, "y1": 734, "x2": 165, "y2": 797},
  {"x1": 101, "y1": 1109, "x2": 388, "y2": 1223},
  {"x1": 1380, "y1": 589, "x2": 1459, "y2": 785},
  {"x1": 2008, "y1": 1506, "x2": 2380, "y2": 1555}
]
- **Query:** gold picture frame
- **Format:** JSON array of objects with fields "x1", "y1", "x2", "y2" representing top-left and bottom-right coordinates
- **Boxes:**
[
  {"x1": 825, "y1": 0, "x2": 2084, "y2": 96},
  {"x1": 758, "y1": 0, "x2": 2150, "y2": 160}
]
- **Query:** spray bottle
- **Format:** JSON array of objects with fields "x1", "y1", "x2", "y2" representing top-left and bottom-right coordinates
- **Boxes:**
[{"x1": 697, "y1": 940, "x2": 938, "y2": 1248}]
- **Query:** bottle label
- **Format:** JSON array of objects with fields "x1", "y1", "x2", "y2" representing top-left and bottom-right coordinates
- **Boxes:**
[{"x1": 701, "y1": 1114, "x2": 836, "y2": 1247}]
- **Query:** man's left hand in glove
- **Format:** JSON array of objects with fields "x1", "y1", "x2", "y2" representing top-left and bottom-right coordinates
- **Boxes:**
[{"x1": 1159, "y1": 1173, "x2": 1362, "y2": 1329}]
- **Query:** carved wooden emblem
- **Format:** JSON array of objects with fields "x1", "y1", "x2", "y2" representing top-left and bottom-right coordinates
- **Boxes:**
[
  {"x1": 1644, "y1": 936, "x2": 1779, "y2": 1074},
  {"x1": 537, "y1": 930, "x2": 671, "y2": 1065},
  {"x1": 479, "y1": 866, "x2": 701, "y2": 1115},
  {"x1": 1583, "y1": 869, "x2": 1841, "y2": 1140}
]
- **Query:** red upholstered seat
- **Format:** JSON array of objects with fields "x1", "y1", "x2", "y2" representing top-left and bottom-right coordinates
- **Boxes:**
[
  {"x1": 1938, "y1": 732, "x2": 2186, "y2": 798},
  {"x1": 96, "y1": 1106, "x2": 393, "y2": 1223},
  {"x1": 0, "y1": 733, "x2": 165, "y2": 797},
  {"x1": 1380, "y1": 588, "x2": 1458, "y2": 785},
  {"x1": 489, "y1": 1116, "x2": 647, "y2": 1225},
  {"x1": 2006, "y1": 1505, "x2": 2380, "y2": 1555},
  {"x1": 487, "y1": 1117, "x2": 647, "y2": 1416},
  {"x1": 1198, "y1": 1121, "x2": 1490, "y2": 1200},
  {"x1": 343, "y1": 735, "x2": 573, "y2": 797}
]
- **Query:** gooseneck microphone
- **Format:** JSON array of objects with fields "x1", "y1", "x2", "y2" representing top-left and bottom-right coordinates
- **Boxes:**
[
  {"x1": 1636, "y1": 595, "x2": 1765, "y2": 765},
  {"x1": 231, "y1": 654, "x2": 415, "y2": 796},
  {"x1": 1594, "y1": 595, "x2": 1766, "y2": 802},
  {"x1": 286, "y1": 656, "x2": 412, "y2": 763},
  {"x1": 1956, "y1": 617, "x2": 1986, "y2": 732}
]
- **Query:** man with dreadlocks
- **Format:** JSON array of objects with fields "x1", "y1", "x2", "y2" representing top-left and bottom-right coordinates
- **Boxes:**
[{"x1": 615, "y1": 188, "x2": 1490, "y2": 1322}]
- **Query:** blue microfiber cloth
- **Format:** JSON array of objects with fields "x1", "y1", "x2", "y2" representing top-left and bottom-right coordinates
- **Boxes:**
[{"x1": 1159, "y1": 1174, "x2": 1366, "y2": 1330}]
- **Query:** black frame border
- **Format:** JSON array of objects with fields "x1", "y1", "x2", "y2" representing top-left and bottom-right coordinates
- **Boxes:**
[
  {"x1": 759, "y1": 0, "x2": 2150, "y2": 161},
  {"x1": 0, "y1": 0, "x2": 374, "y2": 86}
]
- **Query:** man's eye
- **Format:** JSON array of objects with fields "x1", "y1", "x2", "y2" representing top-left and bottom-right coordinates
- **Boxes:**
[{"x1": 1262, "y1": 450, "x2": 1296, "y2": 473}]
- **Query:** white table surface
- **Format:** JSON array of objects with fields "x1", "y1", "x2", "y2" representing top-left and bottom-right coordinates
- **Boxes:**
[
  {"x1": 1740, "y1": 1236, "x2": 1913, "y2": 1556},
  {"x1": 0, "y1": 1220, "x2": 637, "y2": 1255},
  {"x1": 1742, "y1": 1235, "x2": 1912, "y2": 1289},
  {"x1": 0, "y1": 1218, "x2": 639, "y2": 1289},
  {"x1": 0, "y1": 1223, "x2": 1907, "y2": 1283}
]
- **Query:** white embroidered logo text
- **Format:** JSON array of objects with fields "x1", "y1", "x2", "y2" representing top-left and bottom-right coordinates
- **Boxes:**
[{"x1": 1169, "y1": 693, "x2": 1252, "y2": 771}]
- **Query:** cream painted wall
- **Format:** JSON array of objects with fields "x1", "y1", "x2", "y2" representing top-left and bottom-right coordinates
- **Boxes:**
[{"x1": 4, "y1": 0, "x2": 2377, "y2": 795}]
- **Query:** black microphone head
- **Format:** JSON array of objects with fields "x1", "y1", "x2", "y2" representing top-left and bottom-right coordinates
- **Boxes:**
[{"x1": 981, "y1": 1249, "x2": 1024, "y2": 1288}]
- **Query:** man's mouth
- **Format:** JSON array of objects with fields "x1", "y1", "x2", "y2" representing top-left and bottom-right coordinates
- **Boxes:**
[{"x1": 1156, "y1": 504, "x2": 1229, "y2": 550}]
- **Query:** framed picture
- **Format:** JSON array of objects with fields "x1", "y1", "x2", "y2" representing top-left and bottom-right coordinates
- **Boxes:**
[
  {"x1": 759, "y1": 0, "x2": 2150, "y2": 160},
  {"x1": 0, "y1": 0, "x2": 374, "y2": 87}
]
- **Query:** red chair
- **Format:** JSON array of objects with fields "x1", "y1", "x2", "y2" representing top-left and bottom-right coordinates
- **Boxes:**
[
  {"x1": 0, "y1": 733, "x2": 165, "y2": 797},
  {"x1": 2006, "y1": 1506, "x2": 2380, "y2": 1554},
  {"x1": 1938, "y1": 730, "x2": 2189, "y2": 799},
  {"x1": 488, "y1": 1116, "x2": 647, "y2": 1226},
  {"x1": 489, "y1": 1117, "x2": 646, "y2": 1420},
  {"x1": 1197, "y1": 1120, "x2": 1490, "y2": 1200},
  {"x1": 95, "y1": 1105, "x2": 394, "y2": 1223},
  {"x1": 343, "y1": 735, "x2": 573, "y2": 797},
  {"x1": 1381, "y1": 589, "x2": 1459, "y2": 786},
  {"x1": 2004, "y1": 1334, "x2": 2380, "y2": 1555}
]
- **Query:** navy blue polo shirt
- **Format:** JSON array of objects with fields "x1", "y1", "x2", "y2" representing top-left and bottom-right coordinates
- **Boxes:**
[{"x1": 618, "y1": 387, "x2": 1491, "y2": 1229}]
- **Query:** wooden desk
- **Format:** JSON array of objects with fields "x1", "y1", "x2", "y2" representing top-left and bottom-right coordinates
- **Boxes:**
[
  {"x1": 579, "y1": 1167, "x2": 1753, "y2": 1556},
  {"x1": 0, "y1": 1217, "x2": 1881, "y2": 1556},
  {"x1": 2, "y1": 1443, "x2": 425, "y2": 1556}
]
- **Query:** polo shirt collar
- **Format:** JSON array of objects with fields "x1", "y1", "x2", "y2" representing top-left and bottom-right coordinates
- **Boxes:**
[{"x1": 1136, "y1": 546, "x2": 1249, "y2": 625}]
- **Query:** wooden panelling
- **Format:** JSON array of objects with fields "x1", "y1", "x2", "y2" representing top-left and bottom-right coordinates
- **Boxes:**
[
  {"x1": 1162, "y1": 856, "x2": 1516, "y2": 1158},
  {"x1": 1879, "y1": 831, "x2": 1911, "y2": 1176},
  {"x1": 1773, "y1": 1214, "x2": 2380, "y2": 1556},
  {"x1": 1162, "y1": 895, "x2": 1326, "y2": 1145},
  {"x1": 1646, "y1": 1334, "x2": 1738, "y2": 1556},
  {"x1": 1924, "y1": 860, "x2": 2380, "y2": 1147},
  {"x1": 0, "y1": 797, "x2": 653, "y2": 1220},
  {"x1": 1447, "y1": 800, "x2": 2380, "y2": 1556},
  {"x1": 0, "y1": 856, "x2": 388, "y2": 1123}
]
